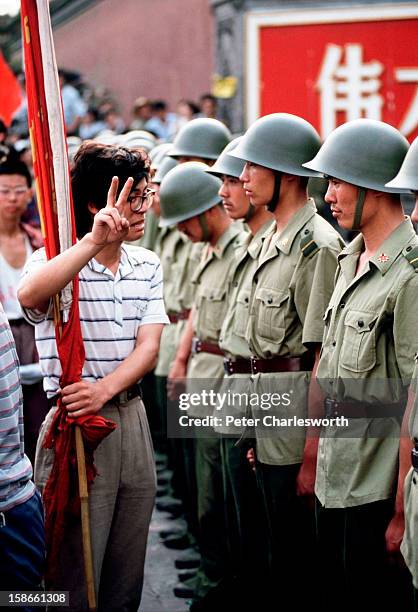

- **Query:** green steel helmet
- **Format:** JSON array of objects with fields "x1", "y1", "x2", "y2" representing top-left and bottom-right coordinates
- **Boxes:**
[
  {"x1": 159, "y1": 162, "x2": 222, "y2": 227},
  {"x1": 386, "y1": 135, "x2": 418, "y2": 191},
  {"x1": 153, "y1": 156, "x2": 178, "y2": 184},
  {"x1": 169, "y1": 118, "x2": 232, "y2": 161},
  {"x1": 149, "y1": 142, "x2": 173, "y2": 170},
  {"x1": 229, "y1": 113, "x2": 321, "y2": 177},
  {"x1": 303, "y1": 119, "x2": 409, "y2": 193},
  {"x1": 205, "y1": 137, "x2": 244, "y2": 179},
  {"x1": 121, "y1": 130, "x2": 157, "y2": 153}
]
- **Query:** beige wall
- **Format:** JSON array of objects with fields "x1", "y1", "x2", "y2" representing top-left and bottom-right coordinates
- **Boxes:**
[{"x1": 53, "y1": 0, "x2": 214, "y2": 121}]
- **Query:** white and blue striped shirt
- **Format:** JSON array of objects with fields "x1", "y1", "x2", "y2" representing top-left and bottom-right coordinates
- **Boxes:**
[
  {"x1": 21, "y1": 244, "x2": 169, "y2": 398},
  {"x1": 0, "y1": 306, "x2": 35, "y2": 511}
]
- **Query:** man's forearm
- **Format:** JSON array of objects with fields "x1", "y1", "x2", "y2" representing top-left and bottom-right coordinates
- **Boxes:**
[
  {"x1": 18, "y1": 233, "x2": 102, "y2": 310},
  {"x1": 98, "y1": 336, "x2": 161, "y2": 402}
]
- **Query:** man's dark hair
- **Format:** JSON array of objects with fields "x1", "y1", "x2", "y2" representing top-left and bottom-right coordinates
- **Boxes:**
[
  {"x1": 71, "y1": 141, "x2": 150, "y2": 238},
  {"x1": 0, "y1": 146, "x2": 32, "y2": 187},
  {"x1": 151, "y1": 100, "x2": 167, "y2": 113},
  {"x1": 199, "y1": 93, "x2": 217, "y2": 105}
]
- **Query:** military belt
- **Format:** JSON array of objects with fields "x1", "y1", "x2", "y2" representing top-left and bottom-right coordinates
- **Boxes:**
[
  {"x1": 168, "y1": 309, "x2": 191, "y2": 324},
  {"x1": 324, "y1": 397, "x2": 403, "y2": 419},
  {"x1": 224, "y1": 352, "x2": 315, "y2": 376},
  {"x1": 47, "y1": 382, "x2": 142, "y2": 409},
  {"x1": 192, "y1": 337, "x2": 224, "y2": 357}
]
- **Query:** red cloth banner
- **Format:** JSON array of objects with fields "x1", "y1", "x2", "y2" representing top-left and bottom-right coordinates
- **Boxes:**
[
  {"x1": 20, "y1": 0, "x2": 115, "y2": 582},
  {"x1": 0, "y1": 51, "x2": 22, "y2": 126}
]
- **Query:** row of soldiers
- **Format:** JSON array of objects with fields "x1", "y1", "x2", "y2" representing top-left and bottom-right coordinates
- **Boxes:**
[{"x1": 137, "y1": 115, "x2": 418, "y2": 611}]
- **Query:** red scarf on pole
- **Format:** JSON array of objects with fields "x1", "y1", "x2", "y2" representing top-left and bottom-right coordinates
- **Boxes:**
[{"x1": 21, "y1": 0, "x2": 116, "y2": 582}]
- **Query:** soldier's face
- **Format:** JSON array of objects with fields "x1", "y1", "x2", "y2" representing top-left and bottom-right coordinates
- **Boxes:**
[
  {"x1": 177, "y1": 156, "x2": 215, "y2": 167},
  {"x1": 411, "y1": 196, "x2": 418, "y2": 230},
  {"x1": 177, "y1": 215, "x2": 204, "y2": 242},
  {"x1": 150, "y1": 182, "x2": 161, "y2": 217},
  {"x1": 325, "y1": 178, "x2": 359, "y2": 229},
  {"x1": 240, "y1": 162, "x2": 274, "y2": 208},
  {"x1": 219, "y1": 175, "x2": 250, "y2": 219}
]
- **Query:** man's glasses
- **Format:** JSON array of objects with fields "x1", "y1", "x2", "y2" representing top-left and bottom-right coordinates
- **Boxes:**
[
  {"x1": 0, "y1": 187, "x2": 29, "y2": 197},
  {"x1": 127, "y1": 189, "x2": 155, "y2": 213}
]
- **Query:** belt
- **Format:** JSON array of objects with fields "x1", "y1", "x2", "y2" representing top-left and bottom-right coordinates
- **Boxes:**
[
  {"x1": 47, "y1": 383, "x2": 142, "y2": 409},
  {"x1": 224, "y1": 352, "x2": 315, "y2": 376},
  {"x1": 168, "y1": 309, "x2": 191, "y2": 324},
  {"x1": 324, "y1": 397, "x2": 403, "y2": 419},
  {"x1": 191, "y1": 337, "x2": 224, "y2": 357},
  {"x1": 412, "y1": 443, "x2": 418, "y2": 472}
]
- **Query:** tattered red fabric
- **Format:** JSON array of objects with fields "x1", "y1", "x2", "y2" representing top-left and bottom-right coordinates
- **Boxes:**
[
  {"x1": 42, "y1": 403, "x2": 116, "y2": 577},
  {"x1": 21, "y1": 0, "x2": 116, "y2": 582}
]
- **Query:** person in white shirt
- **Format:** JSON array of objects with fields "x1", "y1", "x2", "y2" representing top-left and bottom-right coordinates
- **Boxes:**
[{"x1": 18, "y1": 142, "x2": 169, "y2": 611}]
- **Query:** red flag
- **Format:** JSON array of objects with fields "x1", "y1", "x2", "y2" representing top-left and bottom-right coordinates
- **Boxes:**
[
  {"x1": 20, "y1": 0, "x2": 116, "y2": 582},
  {"x1": 0, "y1": 51, "x2": 22, "y2": 125}
]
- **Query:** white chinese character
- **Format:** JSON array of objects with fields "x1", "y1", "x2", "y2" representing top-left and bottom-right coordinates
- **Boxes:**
[
  {"x1": 317, "y1": 44, "x2": 384, "y2": 138},
  {"x1": 395, "y1": 68, "x2": 418, "y2": 137}
]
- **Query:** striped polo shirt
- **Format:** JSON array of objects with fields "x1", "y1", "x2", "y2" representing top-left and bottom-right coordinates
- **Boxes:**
[
  {"x1": 21, "y1": 244, "x2": 169, "y2": 398},
  {"x1": 0, "y1": 306, "x2": 35, "y2": 511}
]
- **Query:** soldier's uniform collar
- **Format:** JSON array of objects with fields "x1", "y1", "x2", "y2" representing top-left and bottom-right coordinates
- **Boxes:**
[
  {"x1": 247, "y1": 219, "x2": 275, "y2": 259},
  {"x1": 339, "y1": 217, "x2": 417, "y2": 276},
  {"x1": 211, "y1": 223, "x2": 242, "y2": 259},
  {"x1": 273, "y1": 198, "x2": 317, "y2": 255}
]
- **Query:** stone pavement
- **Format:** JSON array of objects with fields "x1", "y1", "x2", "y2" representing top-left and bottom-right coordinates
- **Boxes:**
[{"x1": 140, "y1": 508, "x2": 190, "y2": 612}]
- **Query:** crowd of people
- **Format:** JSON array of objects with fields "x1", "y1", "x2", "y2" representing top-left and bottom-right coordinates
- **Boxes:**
[
  {"x1": 8, "y1": 68, "x2": 221, "y2": 146},
  {"x1": 0, "y1": 105, "x2": 418, "y2": 612}
]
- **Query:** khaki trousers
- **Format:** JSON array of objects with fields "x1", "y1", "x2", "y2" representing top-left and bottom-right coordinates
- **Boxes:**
[{"x1": 35, "y1": 398, "x2": 156, "y2": 612}]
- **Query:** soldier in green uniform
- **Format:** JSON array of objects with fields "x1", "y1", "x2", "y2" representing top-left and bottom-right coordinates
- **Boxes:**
[
  {"x1": 227, "y1": 113, "x2": 344, "y2": 604},
  {"x1": 205, "y1": 138, "x2": 273, "y2": 605},
  {"x1": 384, "y1": 138, "x2": 418, "y2": 609},
  {"x1": 160, "y1": 162, "x2": 245, "y2": 609},
  {"x1": 402, "y1": 358, "x2": 418, "y2": 611},
  {"x1": 302, "y1": 119, "x2": 418, "y2": 610},
  {"x1": 154, "y1": 123, "x2": 233, "y2": 558}
]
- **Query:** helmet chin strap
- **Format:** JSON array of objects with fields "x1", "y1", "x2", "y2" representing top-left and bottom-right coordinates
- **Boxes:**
[
  {"x1": 352, "y1": 187, "x2": 367, "y2": 231},
  {"x1": 267, "y1": 172, "x2": 282, "y2": 213},
  {"x1": 198, "y1": 213, "x2": 211, "y2": 241},
  {"x1": 244, "y1": 203, "x2": 255, "y2": 222}
]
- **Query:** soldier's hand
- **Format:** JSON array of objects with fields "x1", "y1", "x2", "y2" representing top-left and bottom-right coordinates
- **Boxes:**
[
  {"x1": 167, "y1": 359, "x2": 188, "y2": 401},
  {"x1": 246, "y1": 447, "x2": 256, "y2": 471},
  {"x1": 296, "y1": 461, "x2": 316, "y2": 511},
  {"x1": 385, "y1": 512, "x2": 406, "y2": 566},
  {"x1": 296, "y1": 437, "x2": 318, "y2": 508}
]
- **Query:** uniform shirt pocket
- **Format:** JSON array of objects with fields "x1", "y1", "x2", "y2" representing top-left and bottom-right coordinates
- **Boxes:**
[
  {"x1": 340, "y1": 309, "x2": 378, "y2": 372},
  {"x1": 196, "y1": 286, "x2": 227, "y2": 338},
  {"x1": 255, "y1": 287, "x2": 289, "y2": 344},
  {"x1": 233, "y1": 290, "x2": 251, "y2": 338}
]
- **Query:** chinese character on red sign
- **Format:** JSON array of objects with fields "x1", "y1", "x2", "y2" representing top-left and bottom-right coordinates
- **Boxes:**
[{"x1": 246, "y1": 6, "x2": 418, "y2": 142}]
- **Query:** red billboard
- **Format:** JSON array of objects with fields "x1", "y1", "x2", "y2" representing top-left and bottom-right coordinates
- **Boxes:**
[{"x1": 245, "y1": 5, "x2": 418, "y2": 141}]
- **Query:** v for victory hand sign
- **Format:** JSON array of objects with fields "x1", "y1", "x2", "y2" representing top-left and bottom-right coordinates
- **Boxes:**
[{"x1": 90, "y1": 176, "x2": 132, "y2": 246}]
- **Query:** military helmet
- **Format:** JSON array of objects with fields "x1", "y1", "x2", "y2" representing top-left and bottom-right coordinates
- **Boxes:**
[
  {"x1": 386, "y1": 136, "x2": 418, "y2": 191},
  {"x1": 120, "y1": 130, "x2": 157, "y2": 152},
  {"x1": 153, "y1": 156, "x2": 178, "y2": 184},
  {"x1": 169, "y1": 118, "x2": 231, "y2": 161},
  {"x1": 304, "y1": 119, "x2": 409, "y2": 193},
  {"x1": 205, "y1": 137, "x2": 244, "y2": 179},
  {"x1": 149, "y1": 143, "x2": 173, "y2": 170},
  {"x1": 159, "y1": 162, "x2": 222, "y2": 227},
  {"x1": 229, "y1": 113, "x2": 321, "y2": 177}
]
